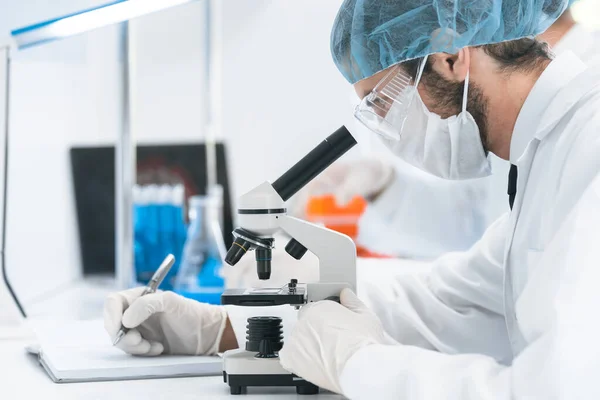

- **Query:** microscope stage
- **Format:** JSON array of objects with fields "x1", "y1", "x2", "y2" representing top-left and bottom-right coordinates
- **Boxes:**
[{"x1": 221, "y1": 287, "x2": 305, "y2": 306}]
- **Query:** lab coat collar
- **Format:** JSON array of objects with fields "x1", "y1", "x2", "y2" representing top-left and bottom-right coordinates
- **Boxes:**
[
  {"x1": 509, "y1": 51, "x2": 587, "y2": 164},
  {"x1": 553, "y1": 24, "x2": 595, "y2": 61}
]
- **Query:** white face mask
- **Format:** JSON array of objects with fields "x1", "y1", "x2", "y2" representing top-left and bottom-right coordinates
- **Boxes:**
[{"x1": 379, "y1": 71, "x2": 491, "y2": 180}]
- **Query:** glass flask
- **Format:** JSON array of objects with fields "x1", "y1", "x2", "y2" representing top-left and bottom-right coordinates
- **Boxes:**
[{"x1": 174, "y1": 186, "x2": 226, "y2": 304}]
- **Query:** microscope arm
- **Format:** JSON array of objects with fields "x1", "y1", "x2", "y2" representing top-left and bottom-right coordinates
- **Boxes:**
[
  {"x1": 223, "y1": 125, "x2": 359, "y2": 302},
  {"x1": 278, "y1": 215, "x2": 356, "y2": 302}
]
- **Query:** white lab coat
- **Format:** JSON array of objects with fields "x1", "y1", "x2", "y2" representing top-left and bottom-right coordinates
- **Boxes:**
[
  {"x1": 339, "y1": 51, "x2": 600, "y2": 399},
  {"x1": 553, "y1": 23, "x2": 600, "y2": 66},
  {"x1": 356, "y1": 23, "x2": 600, "y2": 260},
  {"x1": 356, "y1": 156, "x2": 500, "y2": 259}
]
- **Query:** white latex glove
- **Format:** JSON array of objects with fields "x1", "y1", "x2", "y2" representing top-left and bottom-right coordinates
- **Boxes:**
[
  {"x1": 279, "y1": 288, "x2": 386, "y2": 394},
  {"x1": 291, "y1": 158, "x2": 394, "y2": 216},
  {"x1": 104, "y1": 287, "x2": 227, "y2": 356}
]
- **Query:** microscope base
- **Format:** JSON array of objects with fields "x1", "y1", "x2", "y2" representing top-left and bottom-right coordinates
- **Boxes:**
[
  {"x1": 224, "y1": 372, "x2": 320, "y2": 395},
  {"x1": 222, "y1": 349, "x2": 319, "y2": 395}
]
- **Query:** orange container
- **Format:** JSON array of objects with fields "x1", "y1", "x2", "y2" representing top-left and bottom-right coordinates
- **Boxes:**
[
  {"x1": 305, "y1": 195, "x2": 367, "y2": 239},
  {"x1": 306, "y1": 194, "x2": 391, "y2": 258}
]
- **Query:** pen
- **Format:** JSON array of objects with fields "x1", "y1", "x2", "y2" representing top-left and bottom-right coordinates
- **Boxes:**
[{"x1": 112, "y1": 254, "x2": 176, "y2": 346}]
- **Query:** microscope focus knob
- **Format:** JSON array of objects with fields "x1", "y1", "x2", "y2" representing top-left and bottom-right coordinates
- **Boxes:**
[
  {"x1": 246, "y1": 317, "x2": 283, "y2": 358},
  {"x1": 288, "y1": 279, "x2": 298, "y2": 293},
  {"x1": 285, "y1": 238, "x2": 308, "y2": 260}
]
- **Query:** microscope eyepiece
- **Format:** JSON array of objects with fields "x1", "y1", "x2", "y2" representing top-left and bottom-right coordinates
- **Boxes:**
[
  {"x1": 225, "y1": 237, "x2": 251, "y2": 266},
  {"x1": 272, "y1": 126, "x2": 357, "y2": 201}
]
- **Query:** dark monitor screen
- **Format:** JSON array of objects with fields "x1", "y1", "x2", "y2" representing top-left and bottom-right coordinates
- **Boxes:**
[{"x1": 70, "y1": 143, "x2": 233, "y2": 275}]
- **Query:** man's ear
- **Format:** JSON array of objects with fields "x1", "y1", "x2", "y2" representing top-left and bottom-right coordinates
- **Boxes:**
[{"x1": 429, "y1": 47, "x2": 470, "y2": 82}]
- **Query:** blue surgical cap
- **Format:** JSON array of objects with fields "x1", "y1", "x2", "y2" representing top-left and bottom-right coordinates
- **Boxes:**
[{"x1": 331, "y1": 0, "x2": 570, "y2": 84}]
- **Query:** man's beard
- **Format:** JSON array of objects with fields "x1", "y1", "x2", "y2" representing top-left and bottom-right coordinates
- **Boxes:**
[{"x1": 421, "y1": 69, "x2": 490, "y2": 154}]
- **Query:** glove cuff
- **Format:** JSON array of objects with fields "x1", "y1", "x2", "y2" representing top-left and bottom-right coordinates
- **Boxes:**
[{"x1": 206, "y1": 306, "x2": 228, "y2": 355}]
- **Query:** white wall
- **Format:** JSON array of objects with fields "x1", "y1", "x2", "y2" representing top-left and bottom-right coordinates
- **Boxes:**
[
  {"x1": 128, "y1": 2, "x2": 208, "y2": 144},
  {"x1": 1, "y1": 0, "x2": 123, "y2": 309},
  {"x1": 572, "y1": 0, "x2": 600, "y2": 29},
  {"x1": 219, "y1": 0, "x2": 354, "y2": 196},
  {"x1": 129, "y1": 0, "x2": 354, "y2": 197}
]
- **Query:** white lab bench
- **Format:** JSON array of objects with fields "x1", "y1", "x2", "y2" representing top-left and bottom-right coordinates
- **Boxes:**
[
  {"x1": 1, "y1": 338, "x2": 341, "y2": 400},
  {"x1": 1, "y1": 258, "x2": 429, "y2": 400}
]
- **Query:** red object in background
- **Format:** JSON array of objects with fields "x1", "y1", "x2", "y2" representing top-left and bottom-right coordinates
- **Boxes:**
[{"x1": 306, "y1": 195, "x2": 391, "y2": 258}]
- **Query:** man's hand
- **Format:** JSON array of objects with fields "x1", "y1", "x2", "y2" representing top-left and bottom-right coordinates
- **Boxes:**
[
  {"x1": 278, "y1": 289, "x2": 386, "y2": 394},
  {"x1": 104, "y1": 288, "x2": 237, "y2": 356}
]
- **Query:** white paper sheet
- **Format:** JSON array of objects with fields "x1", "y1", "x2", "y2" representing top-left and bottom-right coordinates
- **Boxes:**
[{"x1": 29, "y1": 319, "x2": 222, "y2": 383}]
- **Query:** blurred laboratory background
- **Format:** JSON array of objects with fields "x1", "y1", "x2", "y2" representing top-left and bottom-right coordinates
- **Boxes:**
[
  {"x1": 0, "y1": 0, "x2": 598, "y2": 322},
  {"x1": 0, "y1": 0, "x2": 356, "y2": 321}
]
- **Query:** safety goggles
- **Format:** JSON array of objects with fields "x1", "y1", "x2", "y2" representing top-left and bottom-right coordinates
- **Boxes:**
[{"x1": 354, "y1": 56, "x2": 428, "y2": 141}]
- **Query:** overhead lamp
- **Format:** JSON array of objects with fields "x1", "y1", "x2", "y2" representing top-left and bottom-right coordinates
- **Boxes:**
[{"x1": 11, "y1": 0, "x2": 197, "y2": 50}]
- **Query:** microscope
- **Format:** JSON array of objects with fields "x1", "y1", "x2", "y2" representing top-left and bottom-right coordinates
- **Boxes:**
[{"x1": 221, "y1": 126, "x2": 358, "y2": 395}]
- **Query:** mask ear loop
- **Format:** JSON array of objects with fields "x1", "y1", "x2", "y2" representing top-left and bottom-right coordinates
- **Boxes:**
[
  {"x1": 461, "y1": 70, "x2": 470, "y2": 116},
  {"x1": 414, "y1": 55, "x2": 428, "y2": 87}
]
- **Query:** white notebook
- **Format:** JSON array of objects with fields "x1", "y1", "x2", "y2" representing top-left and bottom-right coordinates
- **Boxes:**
[{"x1": 29, "y1": 319, "x2": 222, "y2": 383}]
